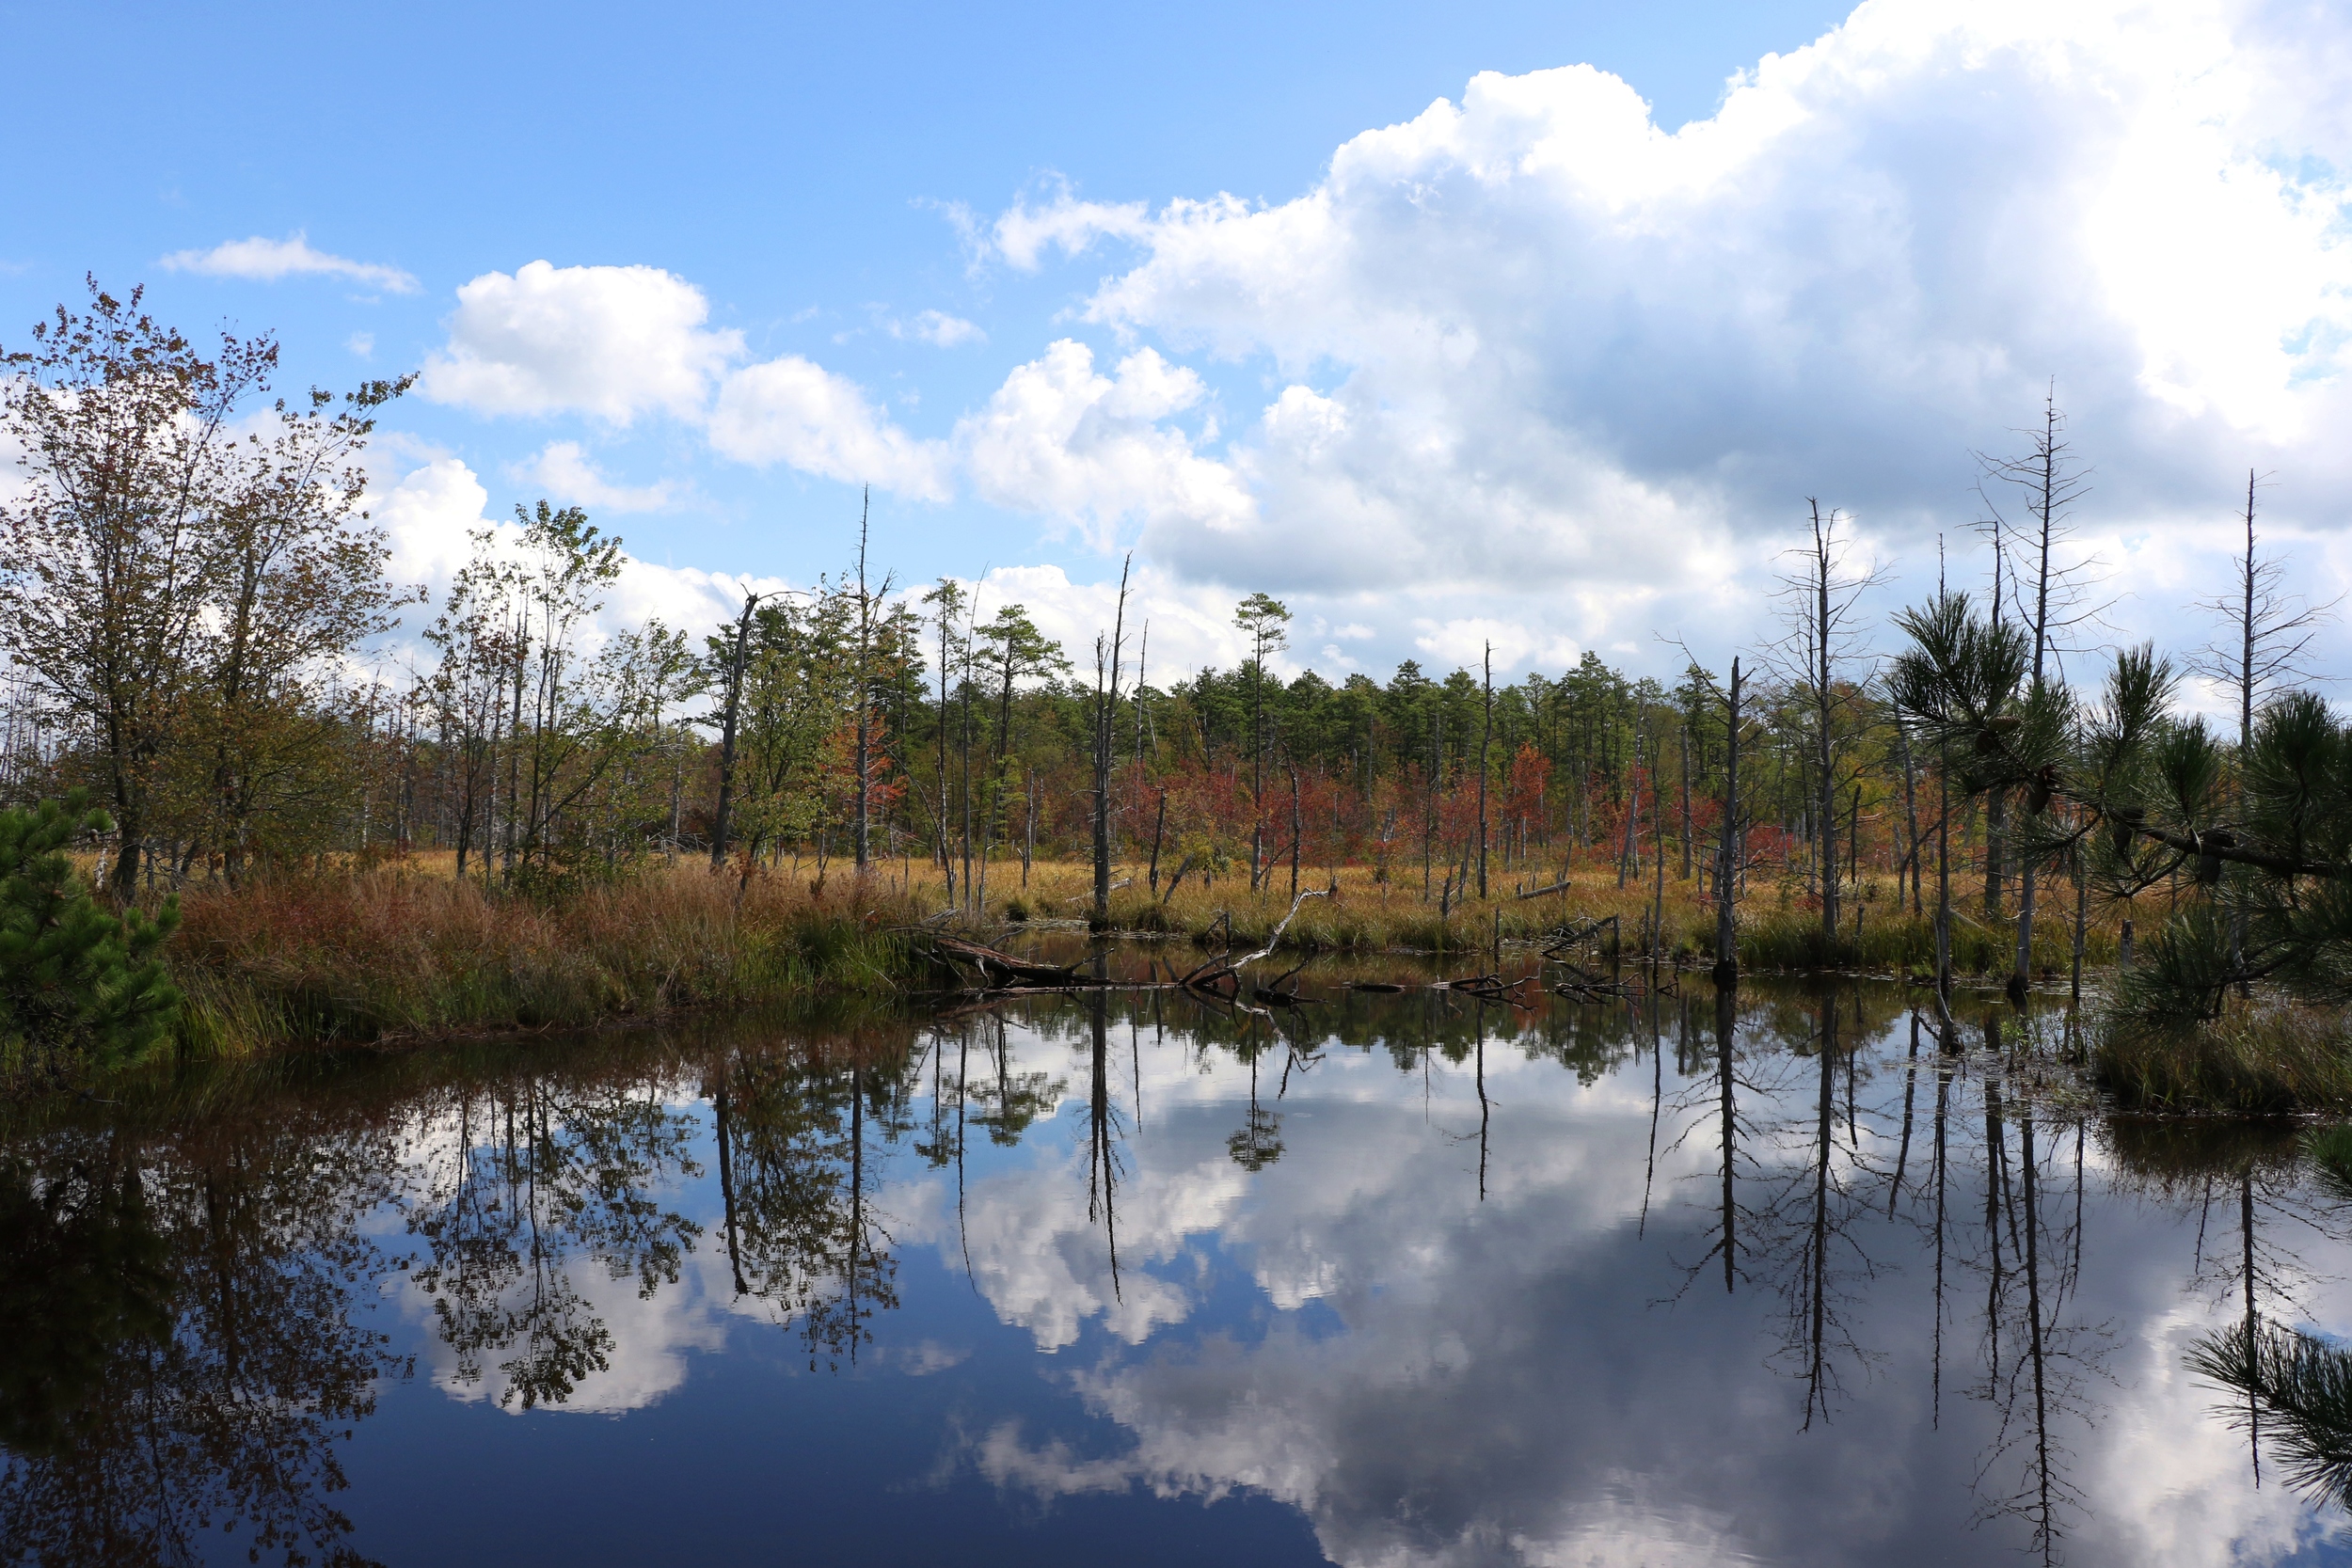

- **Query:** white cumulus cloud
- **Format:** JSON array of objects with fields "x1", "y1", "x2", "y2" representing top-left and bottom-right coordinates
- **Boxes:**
[
  {"x1": 159, "y1": 231, "x2": 420, "y2": 294},
  {"x1": 420, "y1": 261, "x2": 743, "y2": 423},
  {"x1": 912, "y1": 562, "x2": 1263, "y2": 681},
  {"x1": 511, "y1": 440, "x2": 676, "y2": 514},
  {"x1": 890, "y1": 309, "x2": 985, "y2": 347},
  {"x1": 956, "y1": 340, "x2": 1254, "y2": 548},
  {"x1": 982, "y1": 0, "x2": 2352, "y2": 662},
  {"x1": 709, "y1": 356, "x2": 954, "y2": 500},
  {"x1": 989, "y1": 183, "x2": 1154, "y2": 271},
  {"x1": 370, "y1": 456, "x2": 780, "y2": 651},
  {"x1": 388, "y1": 1, "x2": 2352, "y2": 679}
]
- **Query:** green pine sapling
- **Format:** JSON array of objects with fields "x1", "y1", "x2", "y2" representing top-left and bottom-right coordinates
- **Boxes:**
[{"x1": 0, "y1": 792, "x2": 181, "y2": 1079}]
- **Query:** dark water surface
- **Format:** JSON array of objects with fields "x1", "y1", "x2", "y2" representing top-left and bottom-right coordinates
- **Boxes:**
[{"x1": 6, "y1": 954, "x2": 2351, "y2": 1566}]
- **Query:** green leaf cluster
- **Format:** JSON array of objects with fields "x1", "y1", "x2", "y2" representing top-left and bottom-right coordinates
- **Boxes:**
[{"x1": 0, "y1": 792, "x2": 182, "y2": 1077}]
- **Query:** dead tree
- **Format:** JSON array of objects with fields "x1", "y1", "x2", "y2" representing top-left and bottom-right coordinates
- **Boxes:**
[
  {"x1": 1717, "y1": 657, "x2": 1743, "y2": 979},
  {"x1": 1090, "y1": 556, "x2": 1134, "y2": 923},
  {"x1": 2188, "y1": 468, "x2": 2338, "y2": 989},
  {"x1": 1772, "y1": 502, "x2": 1884, "y2": 962},
  {"x1": 1978, "y1": 388, "x2": 2101, "y2": 993}
]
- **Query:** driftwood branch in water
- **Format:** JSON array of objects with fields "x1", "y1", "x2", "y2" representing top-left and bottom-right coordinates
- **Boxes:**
[
  {"x1": 1225, "y1": 888, "x2": 1330, "y2": 972},
  {"x1": 925, "y1": 891, "x2": 1338, "y2": 1011},
  {"x1": 1440, "y1": 973, "x2": 1541, "y2": 1006},
  {"x1": 1152, "y1": 889, "x2": 1333, "y2": 1001}
]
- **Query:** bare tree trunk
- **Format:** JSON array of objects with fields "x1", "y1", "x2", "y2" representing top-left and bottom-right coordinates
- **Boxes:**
[
  {"x1": 936, "y1": 604, "x2": 953, "y2": 887},
  {"x1": 959, "y1": 618, "x2": 975, "y2": 911},
  {"x1": 1134, "y1": 622, "x2": 1148, "y2": 764},
  {"x1": 852, "y1": 489, "x2": 873, "y2": 874},
  {"x1": 1477, "y1": 642, "x2": 1492, "y2": 900},
  {"x1": 1679, "y1": 719, "x2": 1693, "y2": 881},
  {"x1": 1290, "y1": 764, "x2": 1303, "y2": 899},
  {"x1": 1091, "y1": 556, "x2": 1133, "y2": 922},
  {"x1": 1249, "y1": 638, "x2": 1265, "y2": 893},
  {"x1": 1849, "y1": 783, "x2": 1861, "y2": 910},
  {"x1": 1618, "y1": 701, "x2": 1645, "y2": 890},
  {"x1": 502, "y1": 622, "x2": 527, "y2": 880},
  {"x1": 1149, "y1": 788, "x2": 1165, "y2": 895},
  {"x1": 1937, "y1": 743, "x2": 1954, "y2": 1006},
  {"x1": 1715, "y1": 658, "x2": 1741, "y2": 979},
  {"x1": 2234, "y1": 468, "x2": 2257, "y2": 990},
  {"x1": 1985, "y1": 790, "x2": 2007, "y2": 919},
  {"x1": 1812, "y1": 503, "x2": 1838, "y2": 958},
  {"x1": 1897, "y1": 721, "x2": 1921, "y2": 916},
  {"x1": 708, "y1": 593, "x2": 758, "y2": 871},
  {"x1": 1423, "y1": 705, "x2": 1438, "y2": 901},
  {"x1": 1651, "y1": 744, "x2": 1667, "y2": 965}
]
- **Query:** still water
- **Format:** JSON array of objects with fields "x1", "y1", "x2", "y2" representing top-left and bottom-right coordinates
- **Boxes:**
[{"x1": 4, "y1": 956, "x2": 2349, "y2": 1566}]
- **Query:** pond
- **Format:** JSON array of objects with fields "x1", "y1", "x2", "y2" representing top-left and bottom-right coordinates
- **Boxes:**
[{"x1": 4, "y1": 952, "x2": 2349, "y2": 1566}]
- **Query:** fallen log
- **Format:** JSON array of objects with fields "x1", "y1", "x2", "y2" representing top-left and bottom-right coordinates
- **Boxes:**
[{"x1": 922, "y1": 932, "x2": 1086, "y2": 986}]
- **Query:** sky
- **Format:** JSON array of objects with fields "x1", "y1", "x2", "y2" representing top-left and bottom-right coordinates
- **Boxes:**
[{"x1": 4, "y1": 0, "x2": 2350, "y2": 696}]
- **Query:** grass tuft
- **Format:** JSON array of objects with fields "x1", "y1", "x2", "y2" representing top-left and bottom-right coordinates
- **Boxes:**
[{"x1": 2092, "y1": 999, "x2": 2352, "y2": 1115}]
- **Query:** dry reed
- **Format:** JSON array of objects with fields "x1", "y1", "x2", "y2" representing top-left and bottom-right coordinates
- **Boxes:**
[{"x1": 170, "y1": 863, "x2": 924, "y2": 1057}]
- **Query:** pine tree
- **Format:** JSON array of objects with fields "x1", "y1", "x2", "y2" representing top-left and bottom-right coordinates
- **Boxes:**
[{"x1": 0, "y1": 793, "x2": 181, "y2": 1078}]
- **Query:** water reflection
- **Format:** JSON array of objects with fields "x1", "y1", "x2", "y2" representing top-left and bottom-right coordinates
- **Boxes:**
[
  {"x1": 0, "y1": 1119, "x2": 405, "y2": 1567},
  {"x1": 405, "y1": 1074, "x2": 705, "y2": 1406},
  {"x1": 2, "y1": 974, "x2": 2349, "y2": 1565},
  {"x1": 710, "y1": 1045, "x2": 898, "y2": 1370}
]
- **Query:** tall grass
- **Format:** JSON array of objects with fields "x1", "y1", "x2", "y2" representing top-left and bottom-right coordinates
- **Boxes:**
[
  {"x1": 170, "y1": 864, "x2": 925, "y2": 1058},
  {"x1": 2091, "y1": 999, "x2": 2352, "y2": 1115},
  {"x1": 149, "y1": 850, "x2": 2128, "y2": 1064}
]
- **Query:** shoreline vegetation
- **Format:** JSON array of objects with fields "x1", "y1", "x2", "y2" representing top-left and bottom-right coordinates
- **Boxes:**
[
  {"x1": 145, "y1": 856, "x2": 2349, "y2": 1124},
  {"x1": 158, "y1": 853, "x2": 2103, "y2": 1054},
  {"x1": 5, "y1": 838, "x2": 2340, "y2": 1124}
]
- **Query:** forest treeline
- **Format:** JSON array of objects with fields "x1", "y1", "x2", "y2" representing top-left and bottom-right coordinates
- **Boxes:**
[
  {"x1": 5, "y1": 284, "x2": 2347, "y2": 1038},
  {"x1": 0, "y1": 288, "x2": 1899, "y2": 910}
]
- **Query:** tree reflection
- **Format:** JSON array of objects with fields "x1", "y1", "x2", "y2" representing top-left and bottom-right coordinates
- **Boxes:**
[
  {"x1": 1674, "y1": 987, "x2": 1894, "y2": 1427},
  {"x1": 709, "y1": 1043, "x2": 898, "y2": 1370},
  {"x1": 1768, "y1": 991, "x2": 1889, "y2": 1425},
  {"x1": 0, "y1": 1143, "x2": 172, "y2": 1457},
  {"x1": 404, "y1": 1076, "x2": 705, "y2": 1406},
  {"x1": 1685, "y1": 978, "x2": 1753, "y2": 1294},
  {"x1": 1088, "y1": 989, "x2": 1127, "y2": 1295},
  {"x1": 2117, "y1": 1118, "x2": 2339, "y2": 1508},
  {"x1": 1946, "y1": 1014, "x2": 2110, "y2": 1565},
  {"x1": 1227, "y1": 1039, "x2": 1283, "y2": 1173},
  {"x1": 970, "y1": 1013, "x2": 1059, "y2": 1148},
  {"x1": 0, "y1": 1120, "x2": 405, "y2": 1567}
]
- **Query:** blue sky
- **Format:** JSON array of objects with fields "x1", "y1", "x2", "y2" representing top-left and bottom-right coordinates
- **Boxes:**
[{"x1": 5, "y1": 0, "x2": 2349, "y2": 691}]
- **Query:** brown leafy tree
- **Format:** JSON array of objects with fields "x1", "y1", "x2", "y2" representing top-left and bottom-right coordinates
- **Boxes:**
[{"x1": 0, "y1": 281, "x2": 408, "y2": 892}]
